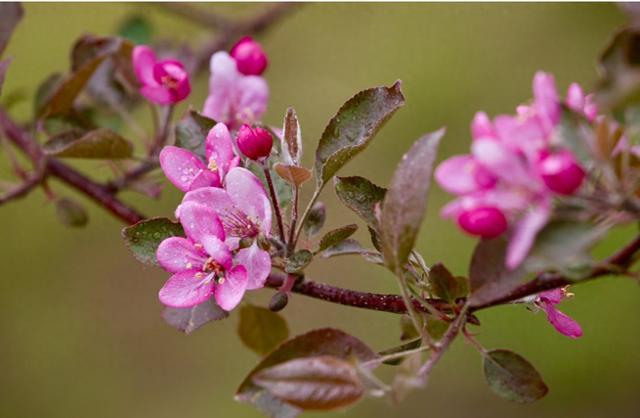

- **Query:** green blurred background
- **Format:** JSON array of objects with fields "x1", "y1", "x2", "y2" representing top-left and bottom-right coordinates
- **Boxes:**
[{"x1": 2, "y1": 3, "x2": 639, "y2": 418}]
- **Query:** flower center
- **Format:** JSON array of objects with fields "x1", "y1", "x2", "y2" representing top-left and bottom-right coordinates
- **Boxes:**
[
  {"x1": 221, "y1": 207, "x2": 260, "y2": 238},
  {"x1": 161, "y1": 74, "x2": 179, "y2": 90}
]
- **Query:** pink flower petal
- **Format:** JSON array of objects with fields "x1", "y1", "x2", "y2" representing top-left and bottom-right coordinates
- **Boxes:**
[
  {"x1": 132, "y1": 45, "x2": 157, "y2": 86},
  {"x1": 180, "y1": 186, "x2": 235, "y2": 216},
  {"x1": 471, "y1": 111, "x2": 496, "y2": 140},
  {"x1": 533, "y1": 71, "x2": 561, "y2": 129},
  {"x1": 471, "y1": 138, "x2": 533, "y2": 185},
  {"x1": 203, "y1": 52, "x2": 239, "y2": 125},
  {"x1": 201, "y1": 235, "x2": 233, "y2": 270},
  {"x1": 156, "y1": 237, "x2": 206, "y2": 273},
  {"x1": 539, "y1": 288, "x2": 564, "y2": 305},
  {"x1": 435, "y1": 155, "x2": 495, "y2": 195},
  {"x1": 159, "y1": 146, "x2": 212, "y2": 192},
  {"x1": 206, "y1": 123, "x2": 236, "y2": 178},
  {"x1": 235, "y1": 75, "x2": 269, "y2": 126},
  {"x1": 236, "y1": 242, "x2": 271, "y2": 290},
  {"x1": 506, "y1": 201, "x2": 551, "y2": 270},
  {"x1": 140, "y1": 85, "x2": 174, "y2": 105},
  {"x1": 179, "y1": 202, "x2": 226, "y2": 244},
  {"x1": 566, "y1": 83, "x2": 585, "y2": 112},
  {"x1": 159, "y1": 270, "x2": 214, "y2": 308},
  {"x1": 543, "y1": 304, "x2": 583, "y2": 338},
  {"x1": 225, "y1": 167, "x2": 272, "y2": 235},
  {"x1": 215, "y1": 265, "x2": 248, "y2": 311}
]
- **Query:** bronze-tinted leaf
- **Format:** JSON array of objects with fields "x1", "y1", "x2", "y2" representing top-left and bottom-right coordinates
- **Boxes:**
[
  {"x1": 428, "y1": 263, "x2": 468, "y2": 302},
  {"x1": 238, "y1": 305, "x2": 290, "y2": 356},
  {"x1": 380, "y1": 129, "x2": 444, "y2": 271},
  {"x1": 483, "y1": 349, "x2": 548, "y2": 403},
  {"x1": 302, "y1": 202, "x2": 326, "y2": 238},
  {"x1": 55, "y1": 197, "x2": 88, "y2": 227},
  {"x1": 274, "y1": 163, "x2": 312, "y2": 186},
  {"x1": 284, "y1": 250, "x2": 313, "y2": 273},
  {"x1": 253, "y1": 356, "x2": 364, "y2": 410},
  {"x1": 314, "y1": 82, "x2": 405, "y2": 187},
  {"x1": 236, "y1": 328, "x2": 378, "y2": 417},
  {"x1": 0, "y1": 3, "x2": 23, "y2": 56},
  {"x1": 175, "y1": 109, "x2": 216, "y2": 160},
  {"x1": 43, "y1": 128, "x2": 133, "y2": 159},
  {"x1": 281, "y1": 107, "x2": 302, "y2": 164}
]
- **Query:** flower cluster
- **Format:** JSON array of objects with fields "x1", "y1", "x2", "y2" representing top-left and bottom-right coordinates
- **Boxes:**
[
  {"x1": 155, "y1": 39, "x2": 274, "y2": 311},
  {"x1": 436, "y1": 72, "x2": 597, "y2": 269}
]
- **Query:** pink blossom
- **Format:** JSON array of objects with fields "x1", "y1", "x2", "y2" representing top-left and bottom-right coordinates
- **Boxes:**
[
  {"x1": 436, "y1": 72, "x2": 595, "y2": 269},
  {"x1": 132, "y1": 45, "x2": 191, "y2": 105},
  {"x1": 202, "y1": 51, "x2": 269, "y2": 130},
  {"x1": 178, "y1": 167, "x2": 272, "y2": 289},
  {"x1": 230, "y1": 36, "x2": 268, "y2": 76},
  {"x1": 536, "y1": 288, "x2": 583, "y2": 338},
  {"x1": 156, "y1": 202, "x2": 249, "y2": 310},
  {"x1": 159, "y1": 122, "x2": 240, "y2": 192},
  {"x1": 237, "y1": 124, "x2": 273, "y2": 161}
]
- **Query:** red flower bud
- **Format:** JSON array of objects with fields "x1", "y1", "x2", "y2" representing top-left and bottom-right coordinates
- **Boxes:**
[
  {"x1": 237, "y1": 125, "x2": 273, "y2": 161},
  {"x1": 539, "y1": 151, "x2": 585, "y2": 195},
  {"x1": 230, "y1": 36, "x2": 268, "y2": 76},
  {"x1": 457, "y1": 207, "x2": 508, "y2": 239}
]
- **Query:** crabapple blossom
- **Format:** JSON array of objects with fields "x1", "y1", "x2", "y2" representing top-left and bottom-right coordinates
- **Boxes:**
[
  {"x1": 536, "y1": 288, "x2": 583, "y2": 338},
  {"x1": 203, "y1": 51, "x2": 269, "y2": 130},
  {"x1": 156, "y1": 202, "x2": 250, "y2": 311},
  {"x1": 178, "y1": 167, "x2": 272, "y2": 290},
  {"x1": 236, "y1": 124, "x2": 273, "y2": 161},
  {"x1": 159, "y1": 122, "x2": 240, "y2": 192},
  {"x1": 436, "y1": 71, "x2": 596, "y2": 269},
  {"x1": 230, "y1": 36, "x2": 268, "y2": 76},
  {"x1": 132, "y1": 45, "x2": 191, "y2": 105}
]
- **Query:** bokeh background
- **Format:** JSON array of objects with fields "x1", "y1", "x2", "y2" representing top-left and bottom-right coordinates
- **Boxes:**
[{"x1": 2, "y1": 3, "x2": 639, "y2": 418}]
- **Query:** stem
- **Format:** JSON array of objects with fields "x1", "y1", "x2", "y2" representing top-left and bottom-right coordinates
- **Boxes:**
[
  {"x1": 263, "y1": 164, "x2": 286, "y2": 244},
  {"x1": 395, "y1": 269, "x2": 428, "y2": 345},
  {"x1": 365, "y1": 344, "x2": 431, "y2": 367},
  {"x1": 293, "y1": 186, "x2": 321, "y2": 247},
  {"x1": 287, "y1": 185, "x2": 299, "y2": 253},
  {"x1": 418, "y1": 304, "x2": 468, "y2": 378}
]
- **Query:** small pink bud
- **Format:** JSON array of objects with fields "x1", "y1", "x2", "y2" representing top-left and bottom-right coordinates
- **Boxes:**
[
  {"x1": 457, "y1": 207, "x2": 508, "y2": 239},
  {"x1": 230, "y1": 36, "x2": 268, "y2": 76},
  {"x1": 237, "y1": 125, "x2": 273, "y2": 161},
  {"x1": 539, "y1": 151, "x2": 585, "y2": 195}
]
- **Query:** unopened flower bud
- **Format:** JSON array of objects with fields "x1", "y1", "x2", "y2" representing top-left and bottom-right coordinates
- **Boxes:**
[
  {"x1": 539, "y1": 151, "x2": 585, "y2": 195},
  {"x1": 238, "y1": 237, "x2": 254, "y2": 249},
  {"x1": 269, "y1": 291, "x2": 289, "y2": 312},
  {"x1": 457, "y1": 207, "x2": 507, "y2": 239},
  {"x1": 237, "y1": 124, "x2": 273, "y2": 161},
  {"x1": 230, "y1": 36, "x2": 268, "y2": 76}
]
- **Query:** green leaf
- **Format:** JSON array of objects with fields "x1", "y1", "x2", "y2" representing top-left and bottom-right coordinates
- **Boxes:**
[
  {"x1": 121, "y1": 217, "x2": 185, "y2": 266},
  {"x1": 334, "y1": 176, "x2": 386, "y2": 229},
  {"x1": 399, "y1": 314, "x2": 420, "y2": 341},
  {"x1": 43, "y1": 128, "x2": 133, "y2": 159},
  {"x1": 428, "y1": 263, "x2": 469, "y2": 302},
  {"x1": 281, "y1": 107, "x2": 302, "y2": 165},
  {"x1": 316, "y1": 224, "x2": 358, "y2": 253},
  {"x1": 175, "y1": 109, "x2": 216, "y2": 160},
  {"x1": 0, "y1": 3, "x2": 23, "y2": 56},
  {"x1": 236, "y1": 328, "x2": 378, "y2": 418},
  {"x1": 483, "y1": 349, "x2": 548, "y2": 403},
  {"x1": 426, "y1": 316, "x2": 449, "y2": 341},
  {"x1": 117, "y1": 15, "x2": 153, "y2": 45},
  {"x1": 162, "y1": 299, "x2": 228, "y2": 334},
  {"x1": 284, "y1": 250, "x2": 313, "y2": 273},
  {"x1": 379, "y1": 338, "x2": 421, "y2": 366},
  {"x1": 34, "y1": 73, "x2": 64, "y2": 115},
  {"x1": 238, "y1": 305, "x2": 290, "y2": 356},
  {"x1": 319, "y1": 238, "x2": 382, "y2": 264},
  {"x1": 380, "y1": 129, "x2": 444, "y2": 271},
  {"x1": 252, "y1": 356, "x2": 364, "y2": 411},
  {"x1": 55, "y1": 197, "x2": 89, "y2": 227},
  {"x1": 314, "y1": 81, "x2": 405, "y2": 187},
  {"x1": 303, "y1": 202, "x2": 325, "y2": 238}
]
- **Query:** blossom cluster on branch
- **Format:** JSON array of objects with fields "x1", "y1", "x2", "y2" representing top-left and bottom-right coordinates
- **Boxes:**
[{"x1": 1, "y1": 3, "x2": 640, "y2": 417}]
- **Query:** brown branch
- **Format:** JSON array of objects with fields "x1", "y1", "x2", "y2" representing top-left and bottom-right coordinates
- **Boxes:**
[
  {"x1": 0, "y1": 107, "x2": 144, "y2": 225},
  {"x1": 265, "y1": 232, "x2": 640, "y2": 317}
]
